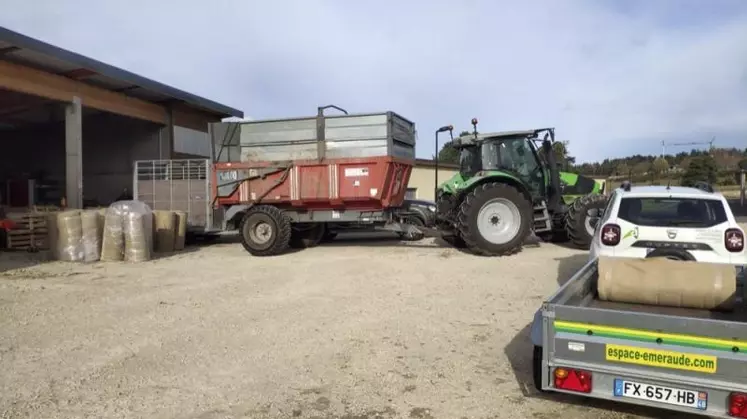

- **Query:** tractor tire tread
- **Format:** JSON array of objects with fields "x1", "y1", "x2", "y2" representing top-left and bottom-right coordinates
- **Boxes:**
[
  {"x1": 239, "y1": 205, "x2": 292, "y2": 256},
  {"x1": 456, "y1": 182, "x2": 532, "y2": 256},
  {"x1": 564, "y1": 194, "x2": 608, "y2": 249}
]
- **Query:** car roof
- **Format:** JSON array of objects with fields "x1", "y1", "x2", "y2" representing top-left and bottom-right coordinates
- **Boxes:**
[{"x1": 617, "y1": 185, "x2": 723, "y2": 199}]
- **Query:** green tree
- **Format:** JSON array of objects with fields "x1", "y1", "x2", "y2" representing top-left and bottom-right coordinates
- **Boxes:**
[
  {"x1": 632, "y1": 161, "x2": 650, "y2": 176},
  {"x1": 552, "y1": 141, "x2": 576, "y2": 170},
  {"x1": 681, "y1": 155, "x2": 718, "y2": 186},
  {"x1": 738, "y1": 158, "x2": 747, "y2": 171},
  {"x1": 437, "y1": 141, "x2": 460, "y2": 165}
]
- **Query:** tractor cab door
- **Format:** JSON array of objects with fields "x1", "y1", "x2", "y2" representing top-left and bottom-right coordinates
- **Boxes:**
[{"x1": 493, "y1": 138, "x2": 546, "y2": 199}]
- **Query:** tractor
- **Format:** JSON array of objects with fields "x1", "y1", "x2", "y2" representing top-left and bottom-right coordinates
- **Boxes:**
[{"x1": 433, "y1": 119, "x2": 607, "y2": 256}]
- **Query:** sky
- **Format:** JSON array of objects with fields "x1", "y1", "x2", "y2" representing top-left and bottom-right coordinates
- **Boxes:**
[{"x1": 1, "y1": 0, "x2": 746, "y2": 163}]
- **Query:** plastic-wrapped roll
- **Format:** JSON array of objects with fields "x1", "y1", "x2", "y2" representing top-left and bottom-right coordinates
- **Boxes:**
[
  {"x1": 56, "y1": 210, "x2": 84, "y2": 262},
  {"x1": 597, "y1": 256, "x2": 737, "y2": 310},
  {"x1": 174, "y1": 211, "x2": 187, "y2": 251},
  {"x1": 101, "y1": 209, "x2": 124, "y2": 262},
  {"x1": 153, "y1": 210, "x2": 176, "y2": 253},
  {"x1": 46, "y1": 213, "x2": 60, "y2": 260},
  {"x1": 123, "y1": 211, "x2": 151, "y2": 262},
  {"x1": 80, "y1": 210, "x2": 102, "y2": 262}
]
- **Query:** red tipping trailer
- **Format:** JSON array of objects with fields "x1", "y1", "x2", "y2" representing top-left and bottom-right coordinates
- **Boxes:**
[
  {"x1": 213, "y1": 156, "x2": 413, "y2": 210},
  {"x1": 135, "y1": 106, "x2": 433, "y2": 256}
]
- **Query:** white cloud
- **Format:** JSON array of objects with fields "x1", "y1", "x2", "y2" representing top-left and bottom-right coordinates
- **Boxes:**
[{"x1": 1, "y1": 0, "x2": 745, "y2": 162}]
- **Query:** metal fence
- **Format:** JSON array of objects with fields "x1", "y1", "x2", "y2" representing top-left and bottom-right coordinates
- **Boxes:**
[{"x1": 133, "y1": 159, "x2": 212, "y2": 231}]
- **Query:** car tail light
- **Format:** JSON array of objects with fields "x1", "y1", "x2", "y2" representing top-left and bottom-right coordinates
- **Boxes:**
[
  {"x1": 553, "y1": 367, "x2": 592, "y2": 393},
  {"x1": 729, "y1": 392, "x2": 747, "y2": 417},
  {"x1": 601, "y1": 224, "x2": 621, "y2": 246},
  {"x1": 725, "y1": 229, "x2": 744, "y2": 253}
]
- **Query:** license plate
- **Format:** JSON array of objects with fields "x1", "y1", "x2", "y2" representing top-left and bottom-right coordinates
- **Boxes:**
[{"x1": 613, "y1": 379, "x2": 707, "y2": 410}]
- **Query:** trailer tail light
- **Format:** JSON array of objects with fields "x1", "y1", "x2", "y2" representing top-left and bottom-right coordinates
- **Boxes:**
[
  {"x1": 730, "y1": 392, "x2": 747, "y2": 417},
  {"x1": 553, "y1": 367, "x2": 592, "y2": 393},
  {"x1": 601, "y1": 224, "x2": 621, "y2": 246},
  {"x1": 725, "y1": 229, "x2": 744, "y2": 253}
]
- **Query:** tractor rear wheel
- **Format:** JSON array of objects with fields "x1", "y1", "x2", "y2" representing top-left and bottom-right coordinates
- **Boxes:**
[
  {"x1": 564, "y1": 194, "x2": 608, "y2": 249},
  {"x1": 239, "y1": 205, "x2": 292, "y2": 256},
  {"x1": 457, "y1": 182, "x2": 532, "y2": 256},
  {"x1": 442, "y1": 234, "x2": 468, "y2": 248}
]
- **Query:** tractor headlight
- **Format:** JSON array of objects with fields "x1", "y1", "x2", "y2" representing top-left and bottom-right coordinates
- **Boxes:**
[{"x1": 428, "y1": 205, "x2": 436, "y2": 212}]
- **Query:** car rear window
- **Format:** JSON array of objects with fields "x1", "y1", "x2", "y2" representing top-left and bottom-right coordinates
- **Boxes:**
[{"x1": 617, "y1": 197, "x2": 728, "y2": 228}]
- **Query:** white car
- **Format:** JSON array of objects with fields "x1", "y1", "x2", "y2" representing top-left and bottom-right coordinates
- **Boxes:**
[{"x1": 588, "y1": 183, "x2": 746, "y2": 265}]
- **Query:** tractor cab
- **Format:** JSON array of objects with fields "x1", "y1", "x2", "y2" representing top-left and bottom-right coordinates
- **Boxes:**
[{"x1": 450, "y1": 125, "x2": 563, "y2": 212}]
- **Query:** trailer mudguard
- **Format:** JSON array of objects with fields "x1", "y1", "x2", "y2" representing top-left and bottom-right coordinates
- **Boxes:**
[{"x1": 530, "y1": 309, "x2": 544, "y2": 347}]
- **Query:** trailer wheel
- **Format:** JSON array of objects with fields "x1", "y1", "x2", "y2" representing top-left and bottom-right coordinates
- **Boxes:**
[
  {"x1": 398, "y1": 215, "x2": 425, "y2": 241},
  {"x1": 290, "y1": 223, "x2": 326, "y2": 249},
  {"x1": 457, "y1": 182, "x2": 532, "y2": 256},
  {"x1": 239, "y1": 205, "x2": 291, "y2": 256},
  {"x1": 564, "y1": 194, "x2": 608, "y2": 249},
  {"x1": 322, "y1": 230, "x2": 338, "y2": 242},
  {"x1": 533, "y1": 345, "x2": 546, "y2": 393}
]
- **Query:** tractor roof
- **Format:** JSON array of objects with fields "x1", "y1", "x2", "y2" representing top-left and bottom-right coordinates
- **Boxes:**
[{"x1": 453, "y1": 128, "x2": 554, "y2": 146}]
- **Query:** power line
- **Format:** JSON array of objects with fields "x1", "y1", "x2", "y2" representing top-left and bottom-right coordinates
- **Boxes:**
[{"x1": 661, "y1": 137, "x2": 715, "y2": 156}]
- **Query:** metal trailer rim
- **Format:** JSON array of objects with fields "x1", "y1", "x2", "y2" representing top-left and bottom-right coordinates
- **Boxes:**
[
  {"x1": 476, "y1": 197, "x2": 522, "y2": 245},
  {"x1": 249, "y1": 220, "x2": 274, "y2": 246}
]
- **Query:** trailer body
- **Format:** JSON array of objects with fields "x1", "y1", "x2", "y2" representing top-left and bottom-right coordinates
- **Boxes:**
[
  {"x1": 134, "y1": 110, "x2": 432, "y2": 250},
  {"x1": 531, "y1": 258, "x2": 747, "y2": 417}
]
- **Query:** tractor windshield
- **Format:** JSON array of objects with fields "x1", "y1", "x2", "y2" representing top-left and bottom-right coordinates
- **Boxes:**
[{"x1": 496, "y1": 137, "x2": 540, "y2": 177}]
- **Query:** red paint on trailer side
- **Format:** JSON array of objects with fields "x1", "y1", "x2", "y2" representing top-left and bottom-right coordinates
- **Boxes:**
[{"x1": 213, "y1": 156, "x2": 413, "y2": 210}]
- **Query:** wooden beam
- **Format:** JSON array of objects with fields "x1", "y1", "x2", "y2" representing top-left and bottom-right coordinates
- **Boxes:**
[
  {"x1": 0, "y1": 46, "x2": 20, "y2": 56},
  {"x1": 60, "y1": 68, "x2": 98, "y2": 80},
  {"x1": 172, "y1": 104, "x2": 221, "y2": 132},
  {"x1": 0, "y1": 60, "x2": 167, "y2": 124}
]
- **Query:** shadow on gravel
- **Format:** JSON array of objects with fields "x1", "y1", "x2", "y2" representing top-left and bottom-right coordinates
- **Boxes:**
[
  {"x1": 504, "y1": 324, "x2": 698, "y2": 419},
  {"x1": 0, "y1": 250, "x2": 50, "y2": 274}
]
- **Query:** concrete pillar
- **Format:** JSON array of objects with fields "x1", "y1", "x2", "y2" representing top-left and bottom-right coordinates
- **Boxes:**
[
  {"x1": 158, "y1": 107, "x2": 174, "y2": 160},
  {"x1": 65, "y1": 96, "x2": 83, "y2": 209}
]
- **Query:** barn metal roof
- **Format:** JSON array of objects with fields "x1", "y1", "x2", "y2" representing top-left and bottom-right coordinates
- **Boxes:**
[{"x1": 0, "y1": 26, "x2": 244, "y2": 119}]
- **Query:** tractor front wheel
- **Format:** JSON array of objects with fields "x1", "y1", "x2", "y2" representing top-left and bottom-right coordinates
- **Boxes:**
[
  {"x1": 564, "y1": 194, "x2": 609, "y2": 249},
  {"x1": 239, "y1": 205, "x2": 292, "y2": 256},
  {"x1": 457, "y1": 182, "x2": 532, "y2": 256}
]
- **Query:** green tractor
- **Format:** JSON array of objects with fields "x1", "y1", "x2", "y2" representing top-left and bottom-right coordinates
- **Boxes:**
[{"x1": 433, "y1": 119, "x2": 607, "y2": 256}]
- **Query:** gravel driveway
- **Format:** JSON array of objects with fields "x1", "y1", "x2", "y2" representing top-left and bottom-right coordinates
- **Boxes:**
[{"x1": 0, "y1": 236, "x2": 697, "y2": 419}]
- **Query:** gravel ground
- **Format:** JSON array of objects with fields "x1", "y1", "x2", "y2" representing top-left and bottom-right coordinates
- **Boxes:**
[{"x1": 0, "y1": 235, "x2": 698, "y2": 419}]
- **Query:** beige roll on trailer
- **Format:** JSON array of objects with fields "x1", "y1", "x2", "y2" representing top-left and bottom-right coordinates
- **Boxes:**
[{"x1": 597, "y1": 256, "x2": 738, "y2": 310}]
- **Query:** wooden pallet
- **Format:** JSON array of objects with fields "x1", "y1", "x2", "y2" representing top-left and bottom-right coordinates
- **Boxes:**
[{"x1": 5, "y1": 212, "x2": 49, "y2": 250}]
